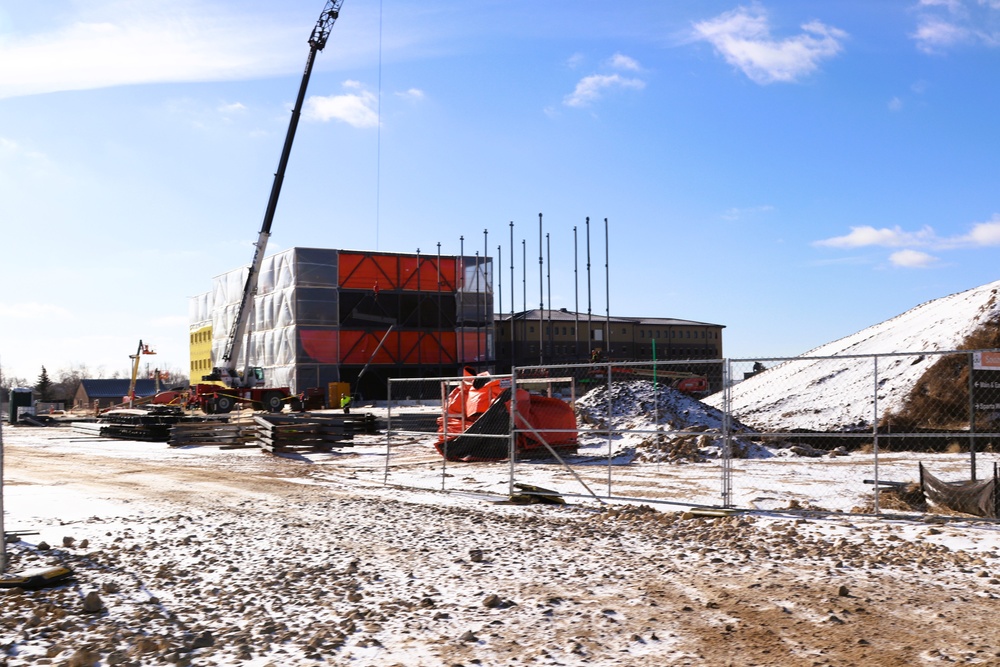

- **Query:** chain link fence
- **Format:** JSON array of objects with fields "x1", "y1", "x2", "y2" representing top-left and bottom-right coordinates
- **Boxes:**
[{"x1": 381, "y1": 351, "x2": 1000, "y2": 519}]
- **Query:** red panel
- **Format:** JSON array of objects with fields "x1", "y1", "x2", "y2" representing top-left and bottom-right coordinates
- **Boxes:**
[
  {"x1": 299, "y1": 329, "x2": 339, "y2": 363},
  {"x1": 457, "y1": 331, "x2": 488, "y2": 363},
  {"x1": 399, "y1": 257, "x2": 459, "y2": 293},
  {"x1": 338, "y1": 252, "x2": 399, "y2": 290},
  {"x1": 339, "y1": 330, "x2": 399, "y2": 364}
]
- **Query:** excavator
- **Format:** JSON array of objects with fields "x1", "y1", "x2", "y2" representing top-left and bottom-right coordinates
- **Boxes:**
[{"x1": 188, "y1": 1, "x2": 345, "y2": 415}]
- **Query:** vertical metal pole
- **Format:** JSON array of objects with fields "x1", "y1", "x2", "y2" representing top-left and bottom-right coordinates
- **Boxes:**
[
  {"x1": 483, "y1": 228, "x2": 489, "y2": 368},
  {"x1": 521, "y1": 239, "x2": 526, "y2": 365},
  {"x1": 604, "y1": 218, "x2": 611, "y2": 361},
  {"x1": 509, "y1": 221, "x2": 515, "y2": 372},
  {"x1": 475, "y1": 250, "x2": 481, "y2": 368},
  {"x1": 546, "y1": 232, "x2": 552, "y2": 361},
  {"x1": 497, "y1": 244, "x2": 502, "y2": 368},
  {"x1": 574, "y1": 225, "x2": 579, "y2": 362},
  {"x1": 459, "y1": 236, "x2": 465, "y2": 367},
  {"x1": 873, "y1": 355, "x2": 880, "y2": 515},
  {"x1": 441, "y1": 379, "x2": 448, "y2": 491},
  {"x1": 383, "y1": 379, "x2": 393, "y2": 485},
  {"x1": 0, "y1": 414, "x2": 5, "y2": 573},
  {"x1": 969, "y1": 351, "x2": 977, "y2": 480},
  {"x1": 416, "y1": 248, "x2": 422, "y2": 371},
  {"x1": 538, "y1": 213, "x2": 544, "y2": 365},
  {"x1": 722, "y1": 358, "x2": 732, "y2": 507},
  {"x1": 586, "y1": 217, "x2": 592, "y2": 357},
  {"x1": 436, "y1": 242, "x2": 442, "y2": 376},
  {"x1": 606, "y1": 358, "x2": 613, "y2": 497},
  {"x1": 509, "y1": 367, "x2": 518, "y2": 497}
]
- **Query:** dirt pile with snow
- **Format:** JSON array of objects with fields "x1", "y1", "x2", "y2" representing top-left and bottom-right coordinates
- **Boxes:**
[
  {"x1": 573, "y1": 380, "x2": 771, "y2": 462},
  {"x1": 706, "y1": 280, "x2": 1000, "y2": 432}
]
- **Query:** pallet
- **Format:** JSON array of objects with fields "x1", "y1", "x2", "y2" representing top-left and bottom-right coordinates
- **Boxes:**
[
  {"x1": 253, "y1": 414, "x2": 362, "y2": 453},
  {"x1": 169, "y1": 421, "x2": 255, "y2": 447}
]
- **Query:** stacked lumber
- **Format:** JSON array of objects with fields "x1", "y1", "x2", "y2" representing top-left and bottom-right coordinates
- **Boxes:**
[
  {"x1": 169, "y1": 420, "x2": 256, "y2": 448},
  {"x1": 254, "y1": 413, "x2": 369, "y2": 453}
]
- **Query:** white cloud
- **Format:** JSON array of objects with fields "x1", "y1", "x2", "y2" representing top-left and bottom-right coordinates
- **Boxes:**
[
  {"x1": 889, "y1": 249, "x2": 938, "y2": 267},
  {"x1": 815, "y1": 216, "x2": 1000, "y2": 268},
  {"x1": 0, "y1": 302, "x2": 73, "y2": 320},
  {"x1": 607, "y1": 53, "x2": 641, "y2": 71},
  {"x1": 217, "y1": 102, "x2": 247, "y2": 114},
  {"x1": 815, "y1": 225, "x2": 936, "y2": 248},
  {"x1": 563, "y1": 73, "x2": 645, "y2": 108},
  {"x1": 911, "y1": 0, "x2": 1000, "y2": 52},
  {"x1": 395, "y1": 88, "x2": 425, "y2": 101},
  {"x1": 692, "y1": 5, "x2": 847, "y2": 84},
  {"x1": 888, "y1": 96, "x2": 904, "y2": 111},
  {"x1": 957, "y1": 216, "x2": 1000, "y2": 246},
  {"x1": 566, "y1": 53, "x2": 586, "y2": 69},
  {"x1": 912, "y1": 17, "x2": 971, "y2": 52},
  {"x1": 0, "y1": 3, "x2": 304, "y2": 99},
  {"x1": 304, "y1": 84, "x2": 379, "y2": 128}
]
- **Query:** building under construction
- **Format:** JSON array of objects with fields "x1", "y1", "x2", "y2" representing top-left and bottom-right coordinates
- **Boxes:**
[{"x1": 190, "y1": 248, "x2": 494, "y2": 399}]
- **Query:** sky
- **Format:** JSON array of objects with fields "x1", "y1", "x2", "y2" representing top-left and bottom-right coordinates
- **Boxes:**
[{"x1": 2, "y1": 0, "x2": 1000, "y2": 384}]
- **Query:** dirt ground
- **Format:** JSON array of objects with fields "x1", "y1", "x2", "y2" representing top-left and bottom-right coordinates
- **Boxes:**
[{"x1": 3, "y1": 431, "x2": 1000, "y2": 666}]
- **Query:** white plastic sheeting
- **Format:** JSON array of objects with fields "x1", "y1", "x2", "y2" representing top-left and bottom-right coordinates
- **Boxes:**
[{"x1": 191, "y1": 248, "x2": 315, "y2": 392}]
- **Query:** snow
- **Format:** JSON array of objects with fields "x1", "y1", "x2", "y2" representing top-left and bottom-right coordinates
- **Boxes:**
[{"x1": 707, "y1": 279, "x2": 1000, "y2": 431}]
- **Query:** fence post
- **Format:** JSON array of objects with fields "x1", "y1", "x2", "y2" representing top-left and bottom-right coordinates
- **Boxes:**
[
  {"x1": 722, "y1": 358, "x2": 732, "y2": 508},
  {"x1": 508, "y1": 368, "x2": 517, "y2": 497},
  {"x1": 605, "y1": 360, "x2": 613, "y2": 497},
  {"x1": 873, "y1": 355, "x2": 880, "y2": 515},
  {"x1": 383, "y1": 379, "x2": 393, "y2": 486},
  {"x1": 969, "y1": 350, "x2": 977, "y2": 481}
]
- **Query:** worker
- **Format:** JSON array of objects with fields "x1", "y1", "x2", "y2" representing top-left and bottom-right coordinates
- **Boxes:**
[{"x1": 340, "y1": 393, "x2": 352, "y2": 414}]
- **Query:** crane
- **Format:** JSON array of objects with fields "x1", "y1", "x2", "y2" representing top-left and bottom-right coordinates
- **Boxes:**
[{"x1": 192, "y1": 1, "x2": 345, "y2": 414}]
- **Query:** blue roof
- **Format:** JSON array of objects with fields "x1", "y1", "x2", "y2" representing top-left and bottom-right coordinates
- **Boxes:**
[{"x1": 79, "y1": 379, "x2": 163, "y2": 399}]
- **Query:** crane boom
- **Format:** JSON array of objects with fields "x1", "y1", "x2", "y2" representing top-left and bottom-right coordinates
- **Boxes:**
[{"x1": 218, "y1": 1, "x2": 345, "y2": 385}]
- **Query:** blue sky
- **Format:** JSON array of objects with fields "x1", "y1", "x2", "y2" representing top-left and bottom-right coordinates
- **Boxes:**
[{"x1": 2, "y1": 0, "x2": 1000, "y2": 383}]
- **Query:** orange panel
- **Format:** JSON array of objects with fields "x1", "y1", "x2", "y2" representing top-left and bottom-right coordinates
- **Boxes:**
[
  {"x1": 457, "y1": 331, "x2": 488, "y2": 363},
  {"x1": 339, "y1": 330, "x2": 399, "y2": 364},
  {"x1": 338, "y1": 252, "x2": 400, "y2": 290},
  {"x1": 299, "y1": 329, "x2": 339, "y2": 363}
]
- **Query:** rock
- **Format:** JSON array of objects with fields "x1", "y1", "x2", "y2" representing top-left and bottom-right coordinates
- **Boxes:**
[
  {"x1": 469, "y1": 549, "x2": 484, "y2": 562},
  {"x1": 67, "y1": 648, "x2": 99, "y2": 667},
  {"x1": 483, "y1": 594, "x2": 502, "y2": 608},
  {"x1": 837, "y1": 585, "x2": 850, "y2": 597},
  {"x1": 82, "y1": 592, "x2": 104, "y2": 614},
  {"x1": 80, "y1": 539, "x2": 90, "y2": 549},
  {"x1": 459, "y1": 630, "x2": 478, "y2": 642},
  {"x1": 191, "y1": 630, "x2": 215, "y2": 649},
  {"x1": 63, "y1": 536, "x2": 76, "y2": 547},
  {"x1": 37, "y1": 541, "x2": 51, "y2": 551}
]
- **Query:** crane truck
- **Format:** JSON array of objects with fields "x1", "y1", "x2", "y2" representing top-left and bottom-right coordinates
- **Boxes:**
[{"x1": 188, "y1": 0, "x2": 345, "y2": 415}]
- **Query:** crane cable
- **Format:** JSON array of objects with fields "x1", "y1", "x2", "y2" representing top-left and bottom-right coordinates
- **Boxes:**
[{"x1": 375, "y1": 0, "x2": 383, "y2": 250}]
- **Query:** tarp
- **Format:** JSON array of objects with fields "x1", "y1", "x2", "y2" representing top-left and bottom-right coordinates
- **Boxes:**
[
  {"x1": 436, "y1": 369, "x2": 577, "y2": 461},
  {"x1": 919, "y1": 462, "x2": 999, "y2": 518}
]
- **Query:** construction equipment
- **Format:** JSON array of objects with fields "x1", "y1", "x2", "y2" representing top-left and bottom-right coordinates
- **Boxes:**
[
  {"x1": 126, "y1": 340, "x2": 156, "y2": 407},
  {"x1": 188, "y1": 1, "x2": 345, "y2": 415},
  {"x1": 585, "y1": 366, "x2": 710, "y2": 396}
]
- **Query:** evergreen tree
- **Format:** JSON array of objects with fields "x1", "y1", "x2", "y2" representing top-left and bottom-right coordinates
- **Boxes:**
[{"x1": 35, "y1": 366, "x2": 53, "y2": 402}]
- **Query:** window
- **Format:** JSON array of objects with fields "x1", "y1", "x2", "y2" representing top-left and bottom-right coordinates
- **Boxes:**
[
  {"x1": 562, "y1": 327, "x2": 568, "y2": 335},
  {"x1": 570, "y1": 327, "x2": 575, "y2": 335},
  {"x1": 621, "y1": 327, "x2": 627, "y2": 335},
  {"x1": 529, "y1": 326, "x2": 535, "y2": 333},
  {"x1": 640, "y1": 330, "x2": 645, "y2": 339}
]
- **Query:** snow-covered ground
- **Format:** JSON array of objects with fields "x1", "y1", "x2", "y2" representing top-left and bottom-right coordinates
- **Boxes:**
[{"x1": 4, "y1": 424, "x2": 1000, "y2": 666}]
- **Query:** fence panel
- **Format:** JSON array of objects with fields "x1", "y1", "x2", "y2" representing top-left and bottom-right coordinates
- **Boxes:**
[
  {"x1": 379, "y1": 351, "x2": 1000, "y2": 520},
  {"x1": 509, "y1": 360, "x2": 727, "y2": 508}
]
